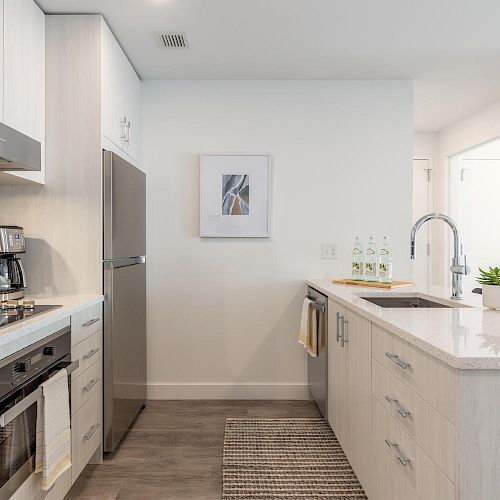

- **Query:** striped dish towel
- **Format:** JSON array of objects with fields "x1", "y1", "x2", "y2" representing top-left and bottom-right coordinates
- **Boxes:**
[
  {"x1": 35, "y1": 368, "x2": 72, "y2": 490},
  {"x1": 298, "y1": 298, "x2": 318, "y2": 357}
]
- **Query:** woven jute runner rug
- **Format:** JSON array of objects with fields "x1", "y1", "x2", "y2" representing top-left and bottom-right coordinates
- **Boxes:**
[{"x1": 222, "y1": 418, "x2": 368, "y2": 499}]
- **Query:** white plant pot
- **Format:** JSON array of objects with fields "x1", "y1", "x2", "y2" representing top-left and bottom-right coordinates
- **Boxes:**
[{"x1": 482, "y1": 284, "x2": 500, "y2": 310}]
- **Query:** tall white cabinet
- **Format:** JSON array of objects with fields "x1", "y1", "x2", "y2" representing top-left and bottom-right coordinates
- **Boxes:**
[
  {"x1": 101, "y1": 21, "x2": 141, "y2": 164},
  {"x1": 0, "y1": 0, "x2": 45, "y2": 184}
]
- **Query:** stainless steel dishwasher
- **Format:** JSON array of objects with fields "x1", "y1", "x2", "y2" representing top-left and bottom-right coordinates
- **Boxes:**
[{"x1": 306, "y1": 287, "x2": 328, "y2": 418}]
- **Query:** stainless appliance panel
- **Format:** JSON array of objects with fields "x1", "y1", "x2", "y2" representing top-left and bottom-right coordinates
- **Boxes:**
[
  {"x1": 307, "y1": 287, "x2": 328, "y2": 418},
  {"x1": 0, "y1": 327, "x2": 72, "y2": 499},
  {"x1": 0, "y1": 122, "x2": 41, "y2": 172},
  {"x1": 103, "y1": 151, "x2": 146, "y2": 260},
  {"x1": 103, "y1": 261, "x2": 146, "y2": 453}
]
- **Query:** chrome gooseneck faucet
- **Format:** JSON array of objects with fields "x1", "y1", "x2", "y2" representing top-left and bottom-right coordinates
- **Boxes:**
[{"x1": 410, "y1": 213, "x2": 470, "y2": 300}]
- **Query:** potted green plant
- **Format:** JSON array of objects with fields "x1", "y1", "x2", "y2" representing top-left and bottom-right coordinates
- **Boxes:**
[{"x1": 477, "y1": 267, "x2": 500, "y2": 310}]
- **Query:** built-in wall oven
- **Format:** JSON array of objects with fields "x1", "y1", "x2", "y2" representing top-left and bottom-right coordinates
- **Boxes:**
[
  {"x1": 0, "y1": 327, "x2": 78, "y2": 499},
  {"x1": 307, "y1": 287, "x2": 328, "y2": 418}
]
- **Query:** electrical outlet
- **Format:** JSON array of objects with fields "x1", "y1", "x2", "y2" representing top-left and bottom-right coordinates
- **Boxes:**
[{"x1": 321, "y1": 243, "x2": 338, "y2": 260}]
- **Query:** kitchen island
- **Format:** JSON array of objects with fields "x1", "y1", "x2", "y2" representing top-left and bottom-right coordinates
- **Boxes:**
[{"x1": 307, "y1": 279, "x2": 500, "y2": 500}]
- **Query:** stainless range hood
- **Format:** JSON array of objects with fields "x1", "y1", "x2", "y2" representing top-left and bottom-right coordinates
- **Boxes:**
[{"x1": 0, "y1": 122, "x2": 41, "y2": 171}]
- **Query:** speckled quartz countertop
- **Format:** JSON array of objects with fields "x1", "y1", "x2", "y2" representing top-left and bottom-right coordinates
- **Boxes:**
[
  {"x1": 0, "y1": 294, "x2": 103, "y2": 361},
  {"x1": 307, "y1": 279, "x2": 500, "y2": 370}
]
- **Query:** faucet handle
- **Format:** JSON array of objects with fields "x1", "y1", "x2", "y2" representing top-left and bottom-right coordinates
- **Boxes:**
[
  {"x1": 450, "y1": 255, "x2": 470, "y2": 275},
  {"x1": 463, "y1": 254, "x2": 470, "y2": 275}
]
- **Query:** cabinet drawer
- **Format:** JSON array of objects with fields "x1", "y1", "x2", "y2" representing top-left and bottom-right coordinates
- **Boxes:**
[
  {"x1": 43, "y1": 466, "x2": 72, "y2": 500},
  {"x1": 372, "y1": 359, "x2": 456, "y2": 483},
  {"x1": 72, "y1": 388, "x2": 102, "y2": 483},
  {"x1": 71, "y1": 330, "x2": 102, "y2": 379},
  {"x1": 71, "y1": 357, "x2": 102, "y2": 415},
  {"x1": 372, "y1": 324, "x2": 457, "y2": 423},
  {"x1": 372, "y1": 397, "x2": 454, "y2": 500},
  {"x1": 10, "y1": 465, "x2": 71, "y2": 500},
  {"x1": 71, "y1": 302, "x2": 103, "y2": 346}
]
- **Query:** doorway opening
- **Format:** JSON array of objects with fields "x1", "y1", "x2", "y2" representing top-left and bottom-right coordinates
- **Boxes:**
[
  {"x1": 449, "y1": 137, "x2": 500, "y2": 293},
  {"x1": 412, "y1": 156, "x2": 434, "y2": 284}
]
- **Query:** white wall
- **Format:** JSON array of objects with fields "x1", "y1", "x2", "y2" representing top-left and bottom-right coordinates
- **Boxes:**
[
  {"x1": 143, "y1": 80, "x2": 413, "y2": 399},
  {"x1": 414, "y1": 132, "x2": 438, "y2": 158},
  {"x1": 427, "y1": 98, "x2": 500, "y2": 285}
]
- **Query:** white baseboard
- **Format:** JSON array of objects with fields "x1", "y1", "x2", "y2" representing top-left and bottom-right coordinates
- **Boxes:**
[{"x1": 147, "y1": 383, "x2": 311, "y2": 400}]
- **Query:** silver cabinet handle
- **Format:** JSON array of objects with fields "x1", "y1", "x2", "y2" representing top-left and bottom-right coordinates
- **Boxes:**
[
  {"x1": 385, "y1": 352, "x2": 411, "y2": 370},
  {"x1": 84, "y1": 423, "x2": 100, "y2": 440},
  {"x1": 340, "y1": 317, "x2": 348, "y2": 348},
  {"x1": 83, "y1": 378, "x2": 100, "y2": 392},
  {"x1": 385, "y1": 438, "x2": 411, "y2": 466},
  {"x1": 336, "y1": 312, "x2": 341, "y2": 342},
  {"x1": 38, "y1": 483, "x2": 55, "y2": 499},
  {"x1": 385, "y1": 395, "x2": 411, "y2": 418},
  {"x1": 82, "y1": 317, "x2": 99, "y2": 328},
  {"x1": 126, "y1": 120, "x2": 131, "y2": 144},
  {"x1": 83, "y1": 347, "x2": 100, "y2": 360},
  {"x1": 120, "y1": 116, "x2": 127, "y2": 141}
]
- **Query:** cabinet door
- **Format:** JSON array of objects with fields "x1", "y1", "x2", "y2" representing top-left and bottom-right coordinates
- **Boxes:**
[
  {"x1": 101, "y1": 20, "x2": 126, "y2": 149},
  {"x1": 3, "y1": 0, "x2": 45, "y2": 184},
  {"x1": 123, "y1": 58, "x2": 141, "y2": 162},
  {"x1": 327, "y1": 299, "x2": 346, "y2": 445},
  {"x1": 344, "y1": 308, "x2": 373, "y2": 497}
]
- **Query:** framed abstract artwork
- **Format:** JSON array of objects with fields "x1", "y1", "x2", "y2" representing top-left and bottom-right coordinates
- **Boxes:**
[{"x1": 200, "y1": 153, "x2": 272, "y2": 237}]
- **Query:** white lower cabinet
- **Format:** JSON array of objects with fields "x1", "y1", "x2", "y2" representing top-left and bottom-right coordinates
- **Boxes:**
[
  {"x1": 326, "y1": 297, "x2": 500, "y2": 500},
  {"x1": 327, "y1": 299, "x2": 373, "y2": 498},
  {"x1": 71, "y1": 388, "x2": 102, "y2": 482},
  {"x1": 372, "y1": 397, "x2": 454, "y2": 500}
]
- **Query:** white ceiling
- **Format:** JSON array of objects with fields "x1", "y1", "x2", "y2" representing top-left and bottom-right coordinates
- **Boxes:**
[{"x1": 38, "y1": 0, "x2": 500, "y2": 132}]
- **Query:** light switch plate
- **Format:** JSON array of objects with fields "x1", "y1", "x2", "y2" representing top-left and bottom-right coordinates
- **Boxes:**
[{"x1": 321, "y1": 243, "x2": 338, "y2": 259}]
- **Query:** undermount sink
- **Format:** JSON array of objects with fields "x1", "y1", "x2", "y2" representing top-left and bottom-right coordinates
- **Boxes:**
[{"x1": 360, "y1": 296, "x2": 453, "y2": 309}]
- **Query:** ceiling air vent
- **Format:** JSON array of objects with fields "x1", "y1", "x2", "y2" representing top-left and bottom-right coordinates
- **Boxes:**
[{"x1": 157, "y1": 32, "x2": 189, "y2": 49}]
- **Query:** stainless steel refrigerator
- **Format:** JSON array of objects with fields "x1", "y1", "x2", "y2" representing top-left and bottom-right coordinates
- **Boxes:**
[{"x1": 102, "y1": 151, "x2": 147, "y2": 453}]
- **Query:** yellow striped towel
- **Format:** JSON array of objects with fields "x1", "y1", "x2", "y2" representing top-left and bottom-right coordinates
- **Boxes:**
[
  {"x1": 35, "y1": 368, "x2": 72, "y2": 490},
  {"x1": 298, "y1": 298, "x2": 318, "y2": 357}
]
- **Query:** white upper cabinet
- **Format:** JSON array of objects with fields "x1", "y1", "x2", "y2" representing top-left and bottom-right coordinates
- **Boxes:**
[
  {"x1": 101, "y1": 20, "x2": 141, "y2": 163},
  {"x1": 1, "y1": 0, "x2": 45, "y2": 184}
]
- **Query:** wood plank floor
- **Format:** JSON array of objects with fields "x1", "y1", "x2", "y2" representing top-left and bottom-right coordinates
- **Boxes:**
[{"x1": 66, "y1": 400, "x2": 321, "y2": 500}]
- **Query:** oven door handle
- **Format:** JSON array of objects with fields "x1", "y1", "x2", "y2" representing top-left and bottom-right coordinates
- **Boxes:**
[{"x1": 0, "y1": 359, "x2": 79, "y2": 428}]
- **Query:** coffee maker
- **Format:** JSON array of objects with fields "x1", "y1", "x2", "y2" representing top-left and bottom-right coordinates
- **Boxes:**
[{"x1": 0, "y1": 226, "x2": 27, "y2": 301}]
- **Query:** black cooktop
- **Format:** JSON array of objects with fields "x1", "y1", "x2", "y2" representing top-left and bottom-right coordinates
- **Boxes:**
[{"x1": 0, "y1": 305, "x2": 62, "y2": 329}]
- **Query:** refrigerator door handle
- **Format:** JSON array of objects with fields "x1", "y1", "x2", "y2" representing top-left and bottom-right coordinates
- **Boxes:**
[{"x1": 103, "y1": 256, "x2": 146, "y2": 269}]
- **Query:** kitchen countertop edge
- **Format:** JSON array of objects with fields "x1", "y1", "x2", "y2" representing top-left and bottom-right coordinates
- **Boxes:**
[
  {"x1": 0, "y1": 294, "x2": 104, "y2": 362},
  {"x1": 307, "y1": 279, "x2": 500, "y2": 370}
]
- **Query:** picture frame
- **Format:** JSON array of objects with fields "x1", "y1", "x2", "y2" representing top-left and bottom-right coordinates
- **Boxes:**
[{"x1": 200, "y1": 153, "x2": 272, "y2": 237}]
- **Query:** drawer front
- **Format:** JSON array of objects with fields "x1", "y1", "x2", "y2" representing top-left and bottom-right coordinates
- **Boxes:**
[
  {"x1": 372, "y1": 397, "x2": 455, "y2": 500},
  {"x1": 71, "y1": 357, "x2": 102, "y2": 415},
  {"x1": 71, "y1": 388, "x2": 102, "y2": 483},
  {"x1": 372, "y1": 324, "x2": 457, "y2": 423},
  {"x1": 10, "y1": 465, "x2": 71, "y2": 500},
  {"x1": 71, "y1": 302, "x2": 103, "y2": 346},
  {"x1": 71, "y1": 330, "x2": 102, "y2": 379},
  {"x1": 372, "y1": 358, "x2": 456, "y2": 482},
  {"x1": 43, "y1": 466, "x2": 72, "y2": 500}
]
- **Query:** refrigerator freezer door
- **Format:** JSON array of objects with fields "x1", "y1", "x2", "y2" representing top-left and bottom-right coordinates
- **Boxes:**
[
  {"x1": 103, "y1": 261, "x2": 147, "y2": 452},
  {"x1": 103, "y1": 151, "x2": 146, "y2": 260}
]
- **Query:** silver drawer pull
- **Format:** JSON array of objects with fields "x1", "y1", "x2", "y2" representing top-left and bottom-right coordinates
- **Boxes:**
[
  {"x1": 83, "y1": 347, "x2": 100, "y2": 360},
  {"x1": 385, "y1": 438, "x2": 411, "y2": 466},
  {"x1": 83, "y1": 378, "x2": 100, "y2": 392},
  {"x1": 82, "y1": 317, "x2": 99, "y2": 328},
  {"x1": 385, "y1": 395, "x2": 411, "y2": 418},
  {"x1": 84, "y1": 423, "x2": 100, "y2": 440},
  {"x1": 385, "y1": 352, "x2": 411, "y2": 370},
  {"x1": 38, "y1": 483, "x2": 55, "y2": 499}
]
